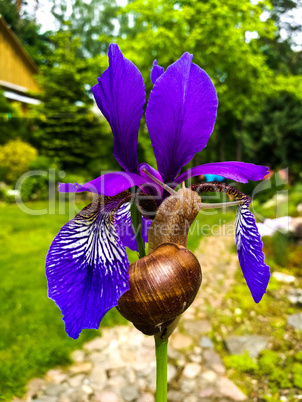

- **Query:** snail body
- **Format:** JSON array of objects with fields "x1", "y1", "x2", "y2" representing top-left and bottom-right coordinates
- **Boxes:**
[{"x1": 117, "y1": 188, "x2": 203, "y2": 336}]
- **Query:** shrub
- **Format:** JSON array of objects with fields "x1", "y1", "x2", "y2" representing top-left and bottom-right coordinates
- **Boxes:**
[
  {"x1": 257, "y1": 350, "x2": 281, "y2": 376},
  {"x1": 0, "y1": 139, "x2": 38, "y2": 183},
  {"x1": 293, "y1": 363, "x2": 302, "y2": 389}
]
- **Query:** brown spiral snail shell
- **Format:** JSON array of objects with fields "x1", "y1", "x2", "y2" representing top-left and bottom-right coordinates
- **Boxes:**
[{"x1": 117, "y1": 188, "x2": 203, "y2": 337}]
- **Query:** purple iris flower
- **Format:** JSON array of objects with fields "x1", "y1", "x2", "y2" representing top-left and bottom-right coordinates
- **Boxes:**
[{"x1": 46, "y1": 44, "x2": 270, "y2": 339}]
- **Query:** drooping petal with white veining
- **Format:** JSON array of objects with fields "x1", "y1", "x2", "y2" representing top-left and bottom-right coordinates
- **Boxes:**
[
  {"x1": 235, "y1": 200, "x2": 270, "y2": 303},
  {"x1": 46, "y1": 195, "x2": 130, "y2": 339}
]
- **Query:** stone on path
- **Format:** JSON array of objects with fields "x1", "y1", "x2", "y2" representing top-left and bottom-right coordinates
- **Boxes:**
[
  {"x1": 69, "y1": 362, "x2": 93, "y2": 374},
  {"x1": 217, "y1": 377, "x2": 247, "y2": 401},
  {"x1": 199, "y1": 387, "x2": 215, "y2": 398},
  {"x1": 203, "y1": 349, "x2": 226, "y2": 374},
  {"x1": 92, "y1": 390, "x2": 120, "y2": 402},
  {"x1": 84, "y1": 336, "x2": 110, "y2": 351},
  {"x1": 288, "y1": 289, "x2": 302, "y2": 305},
  {"x1": 183, "y1": 320, "x2": 212, "y2": 338},
  {"x1": 26, "y1": 378, "x2": 46, "y2": 399},
  {"x1": 121, "y1": 385, "x2": 139, "y2": 401},
  {"x1": 183, "y1": 363, "x2": 201, "y2": 379},
  {"x1": 46, "y1": 369, "x2": 67, "y2": 384},
  {"x1": 44, "y1": 383, "x2": 68, "y2": 397},
  {"x1": 68, "y1": 374, "x2": 85, "y2": 388},
  {"x1": 200, "y1": 370, "x2": 217, "y2": 384},
  {"x1": 225, "y1": 335, "x2": 270, "y2": 358},
  {"x1": 88, "y1": 365, "x2": 107, "y2": 390},
  {"x1": 272, "y1": 271, "x2": 295, "y2": 283},
  {"x1": 137, "y1": 393, "x2": 155, "y2": 402},
  {"x1": 288, "y1": 313, "x2": 302, "y2": 329},
  {"x1": 71, "y1": 349, "x2": 85, "y2": 363},
  {"x1": 170, "y1": 333, "x2": 193, "y2": 350},
  {"x1": 167, "y1": 363, "x2": 177, "y2": 382},
  {"x1": 199, "y1": 336, "x2": 214, "y2": 349}
]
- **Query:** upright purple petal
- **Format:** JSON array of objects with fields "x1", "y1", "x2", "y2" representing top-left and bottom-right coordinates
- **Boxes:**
[
  {"x1": 151, "y1": 60, "x2": 164, "y2": 84},
  {"x1": 92, "y1": 44, "x2": 145, "y2": 173},
  {"x1": 174, "y1": 162, "x2": 269, "y2": 185},
  {"x1": 235, "y1": 199, "x2": 270, "y2": 303},
  {"x1": 58, "y1": 172, "x2": 151, "y2": 196},
  {"x1": 115, "y1": 202, "x2": 152, "y2": 251},
  {"x1": 46, "y1": 196, "x2": 130, "y2": 339},
  {"x1": 146, "y1": 52, "x2": 218, "y2": 183}
]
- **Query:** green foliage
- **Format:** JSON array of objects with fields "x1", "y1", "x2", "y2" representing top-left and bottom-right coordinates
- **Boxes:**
[
  {"x1": 242, "y1": 92, "x2": 302, "y2": 174},
  {"x1": 269, "y1": 367, "x2": 292, "y2": 389},
  {"x1": 293, "y1": 363, "x2": 302, "y2": 389},
  {"x1": 257, "y1": 350, "x2": 281, "y2": 375},
  {"x1": 19, "y1": 174, "x2": 48, "y2": 202},
  {"x1": 295, "y1": 351, "x2": 302, "y2": 362},
  {"x1": 0, "y1": 202, "x2": 128, "y2": 400},
  {"x1": 0, "y1": 92, "x2": 35, "y2": 146},
  {"x1": 0, "y1": 139, "x2": 38, "y2": 183},
  {"x1": 272, "y1": 232, "x2": 288, "y2": 267},
  {"x1": 0, "y1": 91, "x2": 13, "y2": 114},
  {"x1": 224, "y1": 351, "x2": 258, "y2": 373},
  {"x1": 51, "y1": 0, "x2": 120, "y2": 57}
]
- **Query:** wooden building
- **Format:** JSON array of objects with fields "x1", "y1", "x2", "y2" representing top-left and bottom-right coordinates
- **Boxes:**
[{"x1": 0, "y1": 16, "x2": 40, "y2": 105}]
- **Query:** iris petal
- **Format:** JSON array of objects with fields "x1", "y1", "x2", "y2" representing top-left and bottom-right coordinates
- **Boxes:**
[
  {"x1": 174, "y1": 162, "x2": 269, "y2": 185},
  {"x1": 115, "y1": 202, "x2": 152, "y2": 251},
  {"x1": 139, "y1": 163, "x2": 164, "y2": 197},
  {"x1": 150, "y1": 60, "x2": 164, "y2": 84},
  {"x1": 45, "y1": 196, "x2": 130, "y2": 339},
  {"x1": 146, "y1": 52, "x2": 218, "y2": 183},
  {"x1": 235, "y1": 200, "x2": 270, "y2": 303},
  {"x1": 58, "y1": 172, "x2": 150, "y2": 196},
  {"x1": 92, "y1": 44, "x2": 145, "y2": 173}
]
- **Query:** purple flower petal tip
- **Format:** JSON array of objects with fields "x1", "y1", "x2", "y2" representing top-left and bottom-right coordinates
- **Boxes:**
[{"x1": 150, "y1": 59, "x2": 164, "y2": 84}]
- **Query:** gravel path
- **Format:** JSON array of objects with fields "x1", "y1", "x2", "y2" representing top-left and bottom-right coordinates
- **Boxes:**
[{"x1": 16, "y1": 222, "x2": 247, "y2": 402}]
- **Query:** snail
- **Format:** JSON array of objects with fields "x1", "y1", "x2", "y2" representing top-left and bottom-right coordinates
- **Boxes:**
[{"x1": 117, "y1": 172, "x2": 245, "y2": 338}]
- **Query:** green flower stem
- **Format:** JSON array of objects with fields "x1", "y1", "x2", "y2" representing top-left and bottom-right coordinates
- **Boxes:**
[
  {"x1": 130, "y1": 201, "x2": 145, "y2": 258},
  {"x1": 154, "y1": 336, "x2": 168, "y2": 402}
]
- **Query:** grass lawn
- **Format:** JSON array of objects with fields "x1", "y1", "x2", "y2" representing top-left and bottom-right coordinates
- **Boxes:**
[{"x1": 0, "y1": 197, "x2": 235, "y2": 401}]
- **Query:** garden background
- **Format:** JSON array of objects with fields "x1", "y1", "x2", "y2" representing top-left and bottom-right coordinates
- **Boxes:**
[{"x1": 0, "y1": 0, "x2": 302, "y2": 401}]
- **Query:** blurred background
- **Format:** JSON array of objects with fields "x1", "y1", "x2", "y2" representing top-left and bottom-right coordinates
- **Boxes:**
[{"x1": 0, "y1": 0, "x2": 302, "y2": 401}]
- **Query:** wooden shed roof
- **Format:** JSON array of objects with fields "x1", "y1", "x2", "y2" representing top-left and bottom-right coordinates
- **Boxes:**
[
  {"x1": 0, "y1": 16, "x2": 39, "y2": 75},
  {"x1": 0, "y1": 16, "x2": 40, "y2": 95}
]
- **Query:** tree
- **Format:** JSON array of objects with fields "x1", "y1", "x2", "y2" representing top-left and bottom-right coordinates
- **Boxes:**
[
  {"x1": 243, "y1": 92, "x2": 302, "y2": 177},
  {"x1": 114, "y1": 0, "x2": 276, "y2": 166},
  {"x1": 33, "y1": 31, "x2": 117, "y2": 176},
  {"x1": 50, "y1": 0, "x2": 121, "y2": 57}
]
